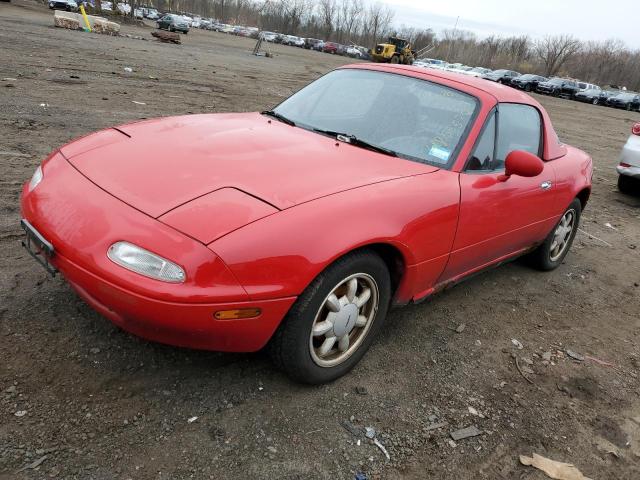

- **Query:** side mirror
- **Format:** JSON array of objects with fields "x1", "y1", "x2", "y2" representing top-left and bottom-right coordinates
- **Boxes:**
[{"x1": 499, "y1": 150, "x2": 544, "y2": 181}]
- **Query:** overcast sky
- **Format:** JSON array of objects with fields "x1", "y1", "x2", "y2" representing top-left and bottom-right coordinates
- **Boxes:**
[{"x1": 383, "y1": 0, "x2": 639, "y2": 48}]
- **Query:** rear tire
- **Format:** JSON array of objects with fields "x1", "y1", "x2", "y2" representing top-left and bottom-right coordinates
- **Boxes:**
[
  {"x1": 269, "y1": 250, "x2": 391, "y2": 384},
  {"x1": 618, "y1": 174, "x2": 638, "y2": 195},
  {"x1": 390, "y1": 55, "x2": 399, "y2": 64},
  {"x1": 525, "y1": 84, "x2": 532, "y2": 92},
  {"x1": 527, "y1": 199, "x2": 581, "y2": 271}
]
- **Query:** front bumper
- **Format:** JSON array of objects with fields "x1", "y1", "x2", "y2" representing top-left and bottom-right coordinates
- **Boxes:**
[
  {"x1": 55, "y1": 249, "x2": 295, "y2": 351},
  {"x1": 617, "y1": 165, "x2": 640, "y2": 178},
  {"x1": 20, "y1": 152, "x2": 295, "y2": 352}
]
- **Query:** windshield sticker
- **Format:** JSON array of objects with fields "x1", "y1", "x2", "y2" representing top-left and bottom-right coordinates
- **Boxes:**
[{"x1": 428, "y1": 145, "x2": 451, "y2": 162}]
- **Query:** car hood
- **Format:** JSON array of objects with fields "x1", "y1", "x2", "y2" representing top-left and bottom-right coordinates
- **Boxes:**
[{"x1": 61, "y1": 113, "x2": 435, "y2": 218}]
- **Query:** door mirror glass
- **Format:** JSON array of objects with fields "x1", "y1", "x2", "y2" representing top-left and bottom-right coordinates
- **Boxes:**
[{"x1": 503, "y1": 150, "x2": 544, "y2": 178}]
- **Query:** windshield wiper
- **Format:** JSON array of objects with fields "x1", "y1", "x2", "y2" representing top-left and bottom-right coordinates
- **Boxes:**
[
  {"x1": 312, "y1": 128, "x2": 398, "y2": 157},
  {"x1": 261, "y1": 110, "x2": 296, "y2": 126}
]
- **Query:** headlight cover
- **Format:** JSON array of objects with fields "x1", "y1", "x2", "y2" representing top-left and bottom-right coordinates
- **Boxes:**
[
  {"x1": 107, "y1": 241, "x2": 185, "y2": 283},
  {"x1": 29, "y1": 165, "x2": 43, "y2": 192}
]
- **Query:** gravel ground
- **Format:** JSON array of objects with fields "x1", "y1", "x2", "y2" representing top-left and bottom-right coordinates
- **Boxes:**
[{"x1": 1, "y1": 2, "x2": 639, "y2": 479}]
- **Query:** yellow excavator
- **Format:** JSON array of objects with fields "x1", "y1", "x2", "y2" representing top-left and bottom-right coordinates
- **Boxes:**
[{"x1": 371, "y1": 37, "x2": 415, "y2": 65}]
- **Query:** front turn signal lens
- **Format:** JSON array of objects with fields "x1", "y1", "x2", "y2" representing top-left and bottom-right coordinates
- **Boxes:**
[{"x1": 214, "y1": 308, "x2": 262, "y2": 320}]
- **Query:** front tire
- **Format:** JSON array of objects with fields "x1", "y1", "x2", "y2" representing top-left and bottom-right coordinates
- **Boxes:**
[
  {"x1": 527, "y1": 199, "x2": 581, "y2": 271},
  {"x1": 269, "y1": 250, "x2": 391, "y2": 384}
]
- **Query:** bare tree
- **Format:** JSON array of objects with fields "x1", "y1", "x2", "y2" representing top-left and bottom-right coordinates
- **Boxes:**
[
  {"x1": 318, "y1": 0, "x2": 337, "y2": 39},
  {"x1": 535, "y1": 35, "x2": 581, "y2": 77}
]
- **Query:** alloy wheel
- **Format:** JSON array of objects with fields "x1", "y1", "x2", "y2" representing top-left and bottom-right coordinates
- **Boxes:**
[
  {"x1": 309, "y1": 274, "x2": 379, "y2": 368},
  {"x1": 550, "y1": 209, "x2": 576, "y2": 262}
]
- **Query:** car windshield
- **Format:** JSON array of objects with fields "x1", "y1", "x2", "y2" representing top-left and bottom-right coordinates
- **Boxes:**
[
  {"x1": 548, "y1": 78, "x2": 564, "y2": 85},
  {"x1": 272, "y1": 69, "x2": 478, "y2": 167},
  {"x1": 519, "y1": 74, "x2": 536, "y2": 80},
  {"x1": 614, "y1": 93, "x2": 635, "y2": 100},
  {"x1": 491, "y1": 70, "x2": 508, "y2": 75}
]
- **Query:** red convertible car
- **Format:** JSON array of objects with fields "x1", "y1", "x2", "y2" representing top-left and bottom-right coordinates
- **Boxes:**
[{"x1": 20, "y1": 64, "x2": 592, "y2": 383}]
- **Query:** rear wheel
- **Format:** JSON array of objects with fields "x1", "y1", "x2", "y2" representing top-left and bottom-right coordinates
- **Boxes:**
[
  {"x1": 390, "y1": 55, "x2": 400, "y2": 64},
  {"x1": 269, "y1": 250, "x2": 391, "y2": 384},
  {"x1": 527, "y1": 199, "x2": 581, "y2": 271},
  {"x1": 618, "y1": 174, "x2": 638, "y2": 195},
  {"x1": 525, "y1": 84, "x2": 532, "y2": 92}
]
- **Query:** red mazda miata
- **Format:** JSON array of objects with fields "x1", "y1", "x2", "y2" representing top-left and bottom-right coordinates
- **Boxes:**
[{"x1": 21, "y1": 64, "x2": 592, "y2": 383}]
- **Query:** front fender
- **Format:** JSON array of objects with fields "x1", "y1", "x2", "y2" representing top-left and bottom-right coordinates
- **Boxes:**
[{"x1": 208, "y1": 170, "x2": 461, "y2": 301}]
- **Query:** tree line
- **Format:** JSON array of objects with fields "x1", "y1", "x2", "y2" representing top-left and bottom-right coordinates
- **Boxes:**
[{"x1": 142, "y1": 0, "x2": 640, "y2": 91}]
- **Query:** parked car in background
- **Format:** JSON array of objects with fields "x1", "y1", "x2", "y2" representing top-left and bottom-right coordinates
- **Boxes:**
[
  {"x1": 345, "y1": 46, "x2": 362, "y2": 58},
  {"x1": 467, "y1": 67, "x2": 492, "y2": 77},
  {"x1": 313, "y1": 40, "x2": 325, "y2": 51},
  {"x1": 48, "y1": 0, "x2": 77, "y2": 11},
  {"x1": 617, "y1": 123, "x2": 640, "y2": 194},
  {"x1": 421, "y1": 58, "x2": 447, "y2": 68},
  {"x1": 304, "y1": 38, "x2": 322, "y2": 50},
  {"x1": 574, "y1": 88, "x2": 614, "y2": 105},
  {"x1": 261, "y1": 31, "x2": 278, "y2": 42},
  {"x1": 536, "y1": 78, "x2": 579, "y2": 99},
  {"x1": 282, "y1": 35, "x2": 296, "y2": 45},
  {"x1": 336, "y1": 44, "x2": 348, "y2": 56},
  {"x1": 511, "y1": 74, "x2": 548, "y2": 92},
  {"x1": 577, "y1": 82, "x2": 600, "y2": 91},
  {"x1": 100, "y1": 1, "x2": 112, "y2": 10},
  {"x1": 322, "y1": 42, "x2": 338, "y2": 54},
  {"x1": 116, "y1": 2, "x2": 130, "y2": 14},
  {"x1": 143, "y1": 8, "x2": 159, "y2": 20},
  {"x1": 20, "y1": 65, "x2": 592, "y2": 384},
  {"x1": 482, "y1": 69, "x2": 521, "y2": 85},
  {"x1": 157, "y1": 14, "x2": 189, "y2": 34},
  {"x1": 133, "y1": 8, "x2": 144, "y2": 19},
  {"x1": 606, "y1": 92, "x2": 640, "y2": 111}
]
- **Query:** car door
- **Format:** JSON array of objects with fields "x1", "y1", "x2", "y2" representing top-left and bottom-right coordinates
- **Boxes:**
[{"x1": 439, "y1": 103, "x2": 558, "y2": 281}]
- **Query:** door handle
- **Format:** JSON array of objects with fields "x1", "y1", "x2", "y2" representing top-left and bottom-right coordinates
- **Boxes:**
[{"x1": 540, "y1": 180, "x2": 553, "y2": 190}]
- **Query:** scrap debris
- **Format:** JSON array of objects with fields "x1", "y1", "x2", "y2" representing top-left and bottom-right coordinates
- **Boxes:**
[
  {"x1": 520, "y1": 453, "x2": 593, "y2": 480},
  {"x1": 450, "y1": 425, "x2": 483, "y2": 441},
  {"x1": 373, "y1": 438, "x2": 390, "y2": 461},
  {"x1": 151, "y1": 30, "x2": 181, "y2": 44},
  {"x1": 514, "y1": 354, "x2": 534, "y2": 384}
]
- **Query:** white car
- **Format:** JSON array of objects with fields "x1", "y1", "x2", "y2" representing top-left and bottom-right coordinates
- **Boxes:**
[
  {"x1": 617, "y1": 122, "x2": 640, "y2": 194},
  {"x1": 346, "y1": 46, "x2": 362, "y2": 58},
  {"x1": 283, "y1": 35, "x2": 303, "y2": 47},
  {"x1": 116, "y1": 2, "x2": 130, "y2": 14},
  {"x1": 261, "y1": 31, "x2": 278, "y2": 42},
  {"x1": 101, "y1": 1, "x2": 112, "y2": 10},
  {"x1": 578, "y1": 81, "x2": 600, "y2": 91},
  {"x1": 133, "y1": 8, "x2": 143, "y2": 19}
]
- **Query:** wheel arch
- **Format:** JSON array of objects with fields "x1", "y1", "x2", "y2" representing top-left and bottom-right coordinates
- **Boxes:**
[
  {"x1": 345, "y1": 242, "x2": 407, "y2": 299},
  {"x1": 576, "y1": 187, "x2": 591, "y2": 209}
]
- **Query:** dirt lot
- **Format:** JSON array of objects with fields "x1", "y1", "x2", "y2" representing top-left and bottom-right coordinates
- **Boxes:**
[{"x1": 1, "y1": 2, "x2": 639, "y2": 479}]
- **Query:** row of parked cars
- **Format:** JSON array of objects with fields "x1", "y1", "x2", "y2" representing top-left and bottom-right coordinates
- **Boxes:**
[
  {"x1": 412, "y1": 59, "x2": 640, "y2": 112},
  {"x1": 258, "y1": 33, "x2": 369, "y2": 59}
]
